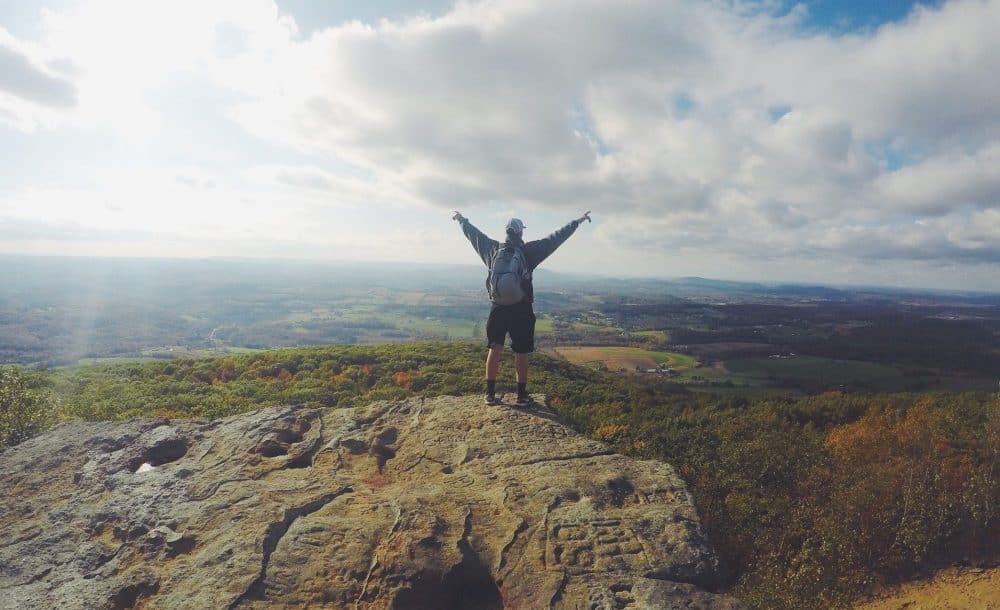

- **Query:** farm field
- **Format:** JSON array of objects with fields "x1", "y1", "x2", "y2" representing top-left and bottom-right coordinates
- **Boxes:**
[
  {"x1": 567, "y1": 321, "x2": 622, "y2": 334},
  {"x1": 141, "y1": 346, "x2": 266, "y2": 359},
  {"x1": 554, "y1": 345, "x2": 697, "y2": 372},
  {"x1": 281, "y1": 307, "x2": 480, "y2": 340},
  {"x1": 391, "y1": 315, "x2": 478, "y2": 339},
  {"x1": 722, "y1": 355, "x2": 908, "y2": 391},
  {"x1": 72, "y1": 356, "x2": 165, "y2": 367},
  {"x1": 72, "y1": 346, "x2": 266, "y2": 368},
  {"x1": 631, "y1": 329, "x2": 669, "y2": 342}
]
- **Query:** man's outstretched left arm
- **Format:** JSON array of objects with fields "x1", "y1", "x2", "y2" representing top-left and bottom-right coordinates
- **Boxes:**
[{"x1": 524, "y1": 211, "x2": 591, "y2": 269}]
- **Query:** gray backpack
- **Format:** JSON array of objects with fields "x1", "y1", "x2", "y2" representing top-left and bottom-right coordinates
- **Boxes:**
[{"x1": 488, "y1": 244, "x2": 529, "y2": 305}]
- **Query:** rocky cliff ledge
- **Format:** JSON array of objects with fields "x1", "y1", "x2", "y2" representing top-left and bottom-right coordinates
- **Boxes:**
[{"x1": 0, "y1": 395, "x2": 739, "y2": 610}]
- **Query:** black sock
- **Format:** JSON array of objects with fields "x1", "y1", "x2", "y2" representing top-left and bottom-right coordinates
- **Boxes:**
[
  {"x1": 517, "y1": 382, "x2": 527, "y2": 397},
  {"x1": 486, "y1": 379, "x2": 496, "y2": 395}
]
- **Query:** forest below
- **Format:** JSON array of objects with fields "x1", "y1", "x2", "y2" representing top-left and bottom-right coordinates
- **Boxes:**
[{"x1": 2, "y1": 342, "x2": 997, "y2": 609}]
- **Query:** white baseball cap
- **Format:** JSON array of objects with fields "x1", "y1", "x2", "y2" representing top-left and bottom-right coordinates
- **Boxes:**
[{"x1": 505, "y1": 218, "x2": 525, "y2": 234}]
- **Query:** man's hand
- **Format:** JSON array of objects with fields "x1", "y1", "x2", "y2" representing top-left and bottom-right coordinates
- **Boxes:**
[
  {"x1": 452, "y1": 211, "x2": 466, "y2": 223},
  {"x1": 577, "y1": 211, "x2": 592, "y2": 224}
]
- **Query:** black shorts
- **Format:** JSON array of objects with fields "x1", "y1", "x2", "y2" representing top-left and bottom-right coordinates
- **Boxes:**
[{"x1": 486, "y1": 301, "x2": 536, "y2": 353}]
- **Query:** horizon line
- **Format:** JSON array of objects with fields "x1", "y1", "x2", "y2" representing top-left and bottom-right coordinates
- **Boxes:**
[{"x1": 2, "y1": 251, "x2": 998, "y2": 297}]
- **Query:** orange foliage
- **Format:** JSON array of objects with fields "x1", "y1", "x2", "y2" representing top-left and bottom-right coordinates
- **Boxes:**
[
  {"x1": 594, "y1": 423, "x2": 628, "y2": 442},
  {"x1": 816, "y1": 400, "x2": 996, "y2": 582},
  {"x1": 393, "y1": 371, "x2": 410, "y2": 388},
  {"x1": 825, "y1": 404, "x2": 933, "y2": 463}
]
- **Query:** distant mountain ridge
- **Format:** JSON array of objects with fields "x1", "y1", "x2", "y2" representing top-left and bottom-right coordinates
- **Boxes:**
[{"x1": 2, "y1": 254, "x2": 997, "y2": 299}]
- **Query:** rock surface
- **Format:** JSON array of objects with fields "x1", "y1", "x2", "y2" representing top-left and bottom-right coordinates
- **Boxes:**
[{"x1": 0, "y1": 395, "x2": 740, "y2": 609}]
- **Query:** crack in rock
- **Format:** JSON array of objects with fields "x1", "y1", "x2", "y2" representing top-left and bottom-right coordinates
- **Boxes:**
[
  {"x1": 497, "y1": 518, "x2": 529, "y2": 576},
  {"x1": 506, "y1": 449, "x2": 615, "y2": 468},
  {"x1": 227, "y1": 486, "x2": 352, "y2": 609}
]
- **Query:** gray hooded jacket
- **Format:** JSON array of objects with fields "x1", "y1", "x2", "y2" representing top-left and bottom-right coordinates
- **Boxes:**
[{"x1": 459, "y1": 218, "x2": 580, "y2": 305}]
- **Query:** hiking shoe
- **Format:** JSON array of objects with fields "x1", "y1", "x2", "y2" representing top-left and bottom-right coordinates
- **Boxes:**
[
  {"x1": 484, "y1": 394, "x2": 502, "y2": 406},
  {"x1": 515, "y1": 394, "x2": 532, "y2": 408}
]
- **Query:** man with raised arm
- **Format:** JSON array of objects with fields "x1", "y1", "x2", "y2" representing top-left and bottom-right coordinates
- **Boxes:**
[{"x1": 452, "y1": 211, "x2": 592, "y2": 407}]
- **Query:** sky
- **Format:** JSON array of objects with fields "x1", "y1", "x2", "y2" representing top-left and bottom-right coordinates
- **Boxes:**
[{"x1": 0, "y1": 0, "x2": 998, "y2": 291}]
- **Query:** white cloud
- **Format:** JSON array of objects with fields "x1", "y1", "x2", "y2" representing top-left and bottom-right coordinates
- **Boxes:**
[
  {"x1": 219, "y1": 1, "x2": 1000, "y2": 226},
  {"x1": 0, "y1": 26, "x2": 77, "y2": 129},
  {"x1": 875, "y1": 144, "x2": 1000, "y2": 215},
  {"x1": 3, "y1": 0, "x2": 1000, "y2": 287},
  {"x1": 1, "y1": 0, "x2": 298, "y2": 135}
]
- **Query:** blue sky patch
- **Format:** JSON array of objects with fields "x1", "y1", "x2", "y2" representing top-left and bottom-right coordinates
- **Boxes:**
[
  {"x1": 768, "y1": 105, "x2": 793, "y2": 123},
  {"x1": 867, "y1": 137, "x2": 922, "y2": 172},
  {"x1": 673, "y1": 93, "x2": 695, "y2": 118},
  {"x1": 778, "y1": 0, "x2": 944, "y2": 33},
  {"x1": 570, "y1": 102, "x2": 610, "y2": 156}
]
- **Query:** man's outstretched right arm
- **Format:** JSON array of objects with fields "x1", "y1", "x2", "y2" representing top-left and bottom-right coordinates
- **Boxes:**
[{"x1": 453, "y1": 211, "x2": 498, "y2": 267}]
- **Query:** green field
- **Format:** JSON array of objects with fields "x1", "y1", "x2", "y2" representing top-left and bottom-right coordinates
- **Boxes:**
[
  {"x1": 73, "y1": 356, "x2": 165, "y2": 367},
  {"x1": 284, "y1": 307, "x2": 479, "y2": 340},
  {"x1": 567, "y1": 321, "x2": 622, "y2": 334},
  {"x1": 72, "y1": 346, "x2": 267, "y2": 368},
  {"x1": 631, "y1": 329, "x2": 669, "y2": 342},
  {"x1": 141, "y1": 346, "x2": 267, "y2": 358},
  {"x1": 284, "y1": 310, "x2": 334, "y2": 323},
  {"x1": 555, "y1": 346, "x2": 697, "y2": 372},
  {"x1": 391, "y1": 315, "x2": 478, "y2": 339},
  {"x1": 722, "y1": 356, "x2": 908, "y2": 390}
]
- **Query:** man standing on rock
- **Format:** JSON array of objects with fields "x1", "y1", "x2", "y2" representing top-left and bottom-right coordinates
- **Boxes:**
[{"x1": 453, "y1": 210, "x2": 592, "y2": 407}]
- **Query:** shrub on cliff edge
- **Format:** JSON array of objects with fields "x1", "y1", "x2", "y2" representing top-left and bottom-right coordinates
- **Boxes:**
[{"x1": 0, "y1": 366, "x2": 56, "y2": 451}]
